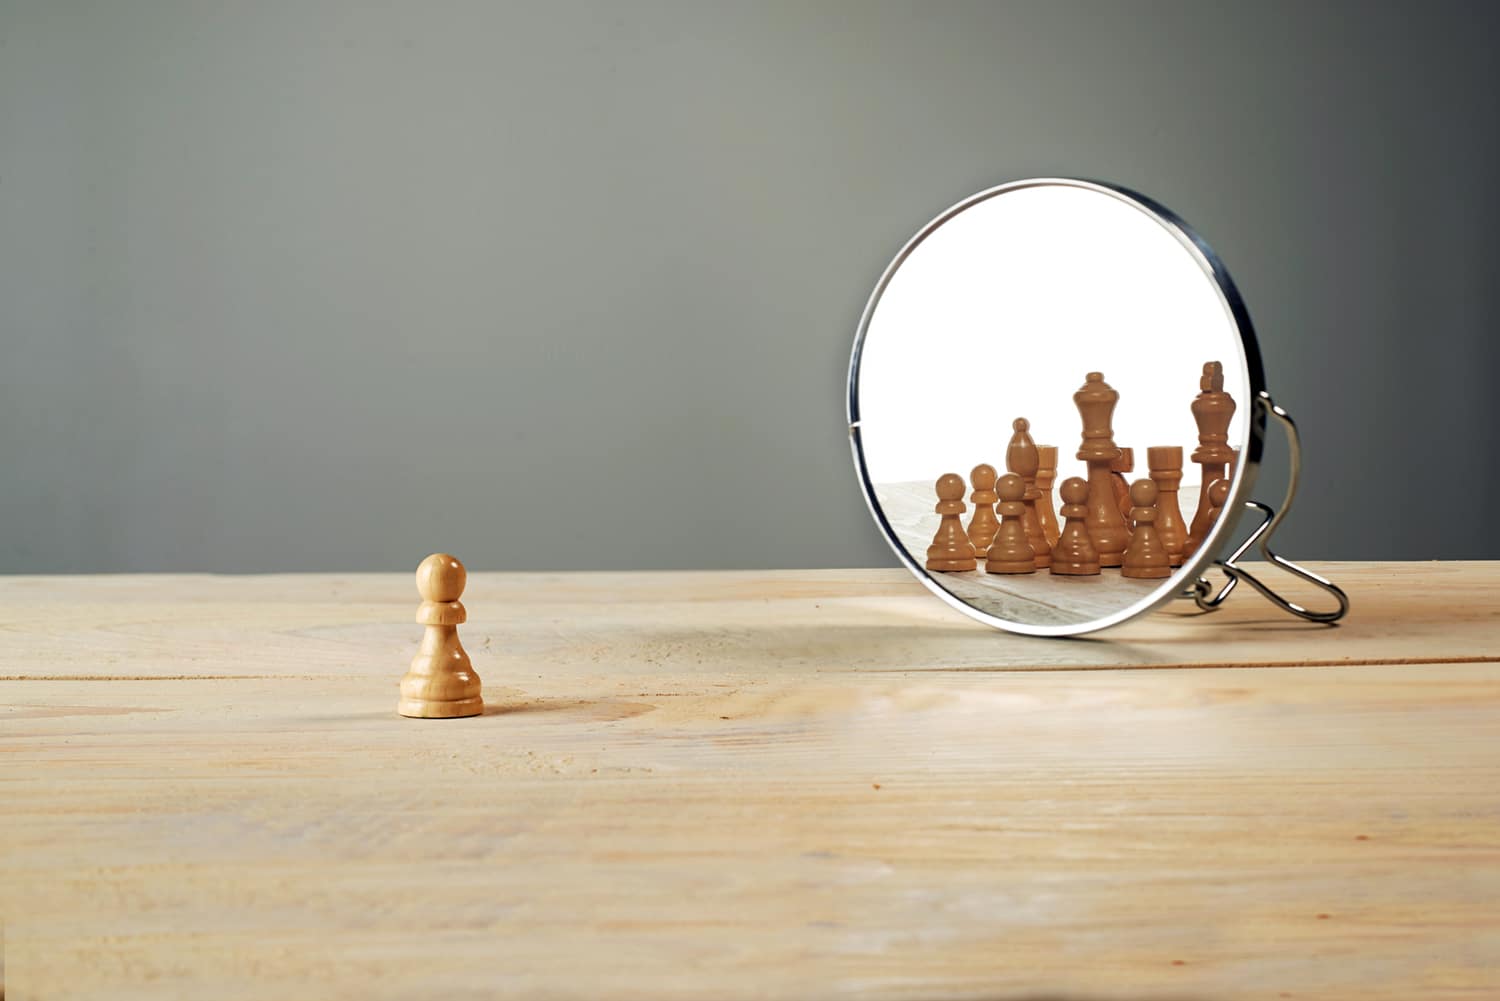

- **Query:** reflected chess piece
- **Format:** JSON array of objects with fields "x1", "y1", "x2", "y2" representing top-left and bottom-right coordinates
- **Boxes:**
[
  {"x1": 399, "y1": 553, "x2": 484, "y2": 719},
  {"x1": 1035, "y1": 445, "x2": 1061, "y2": 549},
  {"x1": 1005, "y1": 418, "x2": 1052, "y2": 569},
  {"x1": 1186, "y1": 360, "x2": 1237, "y2": 557},
  {"x1": 926, "y1": 473, "x2": 977, "y2": 572},
  {"x1": 1121, "y1": 480, "x2": 1172, "y2": 579},
  {"x1": 985, "y1": 473, "x2": 1037, "y2": 574},
  {"x1": 966, "y1": 464, "x2": 1000, "y2": 557},
  {"x1": 1109, "y1": 446, "x2": 1135, "y2": 521},
  {"x1": 1049, "y1": 476, "x2": 1101, "y2": 576},
  {"x1": 1072, "y1": 373, "x2": 1131, "y2": 567},
  {"x1": 1147, "y1": 445, "x2": 1188, "y2": 567},
  {"x1": 1184, "y1": 477, "x2": 1232, "y2": 561}
]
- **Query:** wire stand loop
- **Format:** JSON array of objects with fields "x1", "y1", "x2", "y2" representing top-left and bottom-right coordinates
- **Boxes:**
[{"x1": 1190, "y1": 393, "x2": 1349, "y2": 624}]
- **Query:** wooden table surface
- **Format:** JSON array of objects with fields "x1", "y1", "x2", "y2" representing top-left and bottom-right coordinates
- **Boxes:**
[{"x1": 3, "y1": 563, "x2": 1498, "y2": 1000}]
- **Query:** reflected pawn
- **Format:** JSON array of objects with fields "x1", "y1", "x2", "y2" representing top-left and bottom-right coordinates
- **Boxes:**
[
  {"x1": 1072, "y1": 372, "x2": 1131, "y2": 567},
  {"x1": 1147, "y1": 445, "x2": 1188, "y2": 567},
  {"x1": 1121, "y1": 480, "x2": 1171, "y2": 579},
  {"x1": 1187, "y1": 361, "x2": 1237, "y2": 553},
  {"x1": 926, "y1": 473, "x2": 977, "y2": 572},
  {"x1": 399, "y1": 553, "x2": 484, "y2": 719},
  {"x1": 985, "y1": 473, "x2": 1036, "y2": 574},
  {"x1": 1005, "y1": 418, "x2": 1051, "y2": 569},
  {"x1": 966, "y1": 464, "x2": 1001, "y2": 557},
  {"x1": 1049, "y1": 477, "x2": 1101, "y2": 576},
  {"x1": 1035, "y1": 445, "x2": 1061, "y2": 549}
]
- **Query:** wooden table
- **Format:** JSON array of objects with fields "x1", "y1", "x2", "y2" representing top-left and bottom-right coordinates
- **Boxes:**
[{"x1": 3, "y1": 563, "x2": 1498, "y2": 999}]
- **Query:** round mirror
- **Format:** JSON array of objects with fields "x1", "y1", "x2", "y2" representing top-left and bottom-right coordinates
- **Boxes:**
[{"x1": 848, "y1": 178, "x2": 1267, "y2": 636}]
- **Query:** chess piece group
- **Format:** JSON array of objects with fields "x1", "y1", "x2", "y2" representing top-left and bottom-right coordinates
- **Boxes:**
[
  {"x1": 922, "y1": 361, "x2": 1238, "y2": 580},
  {"x1": 398, "y1": 553, "x2": 484, "y2": 719}
]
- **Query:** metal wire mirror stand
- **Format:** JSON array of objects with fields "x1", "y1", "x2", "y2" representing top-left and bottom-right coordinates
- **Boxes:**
[{"x1": 1186, "y1": 392, "x2": 1350, "y2": 624}]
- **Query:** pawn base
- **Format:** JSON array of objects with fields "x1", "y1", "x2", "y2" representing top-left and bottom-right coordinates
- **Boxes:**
[
  {"x1": 398, "y1": 695, "x2": 484, "y2": 719},
  {"x1": 927, "y1": 555, "x2": 977, "y2": 572},
  {"x1": 985, "y1": 559, "x2": 1036, "y2": 574},
  {"x1": 1121, "y1": 566, "x2": 1172, "y2": 579},
  {"x1": 1050, "y1": 561, "x2": 1101, "y2": 576}
]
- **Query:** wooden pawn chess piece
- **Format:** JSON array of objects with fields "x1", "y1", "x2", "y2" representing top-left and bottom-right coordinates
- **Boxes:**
[
  {"x1": 1147, "y1": 445, "x2": 1188, "y2": 567},
  {"x1": 1048, "y1": 476, "x2": 1100, "y2": 576},
  {"x1": 1121, "y1": 479, "x2": 1172, "y2": 579},
  {"x1": 1109, "y1": 446, "x2": 1135, "y2": 520},
  {"x1": 1187, "y1": 360, "x2": 1237, "y2": 550},
  {"x1": 1005, "y1": 418, "x2": 1051, "y2": 569},
  {"x1": 965, "y1": 464, "x2": 1000, "y2": 557},
  {"x1": 1035, "y1": 445, "x2": 1061, "y2": 549},
  {"x1": 1072, "y1": 372, "x2": 1130, "y2": 567},
  {"x1": 984, "y1": 473, "x2": 1036, "y2": 574},
  {"x1": 926, "y1": 473, "x2": 977, "y2": 572},
  {"x1": 399, "y1": 553, "x2": 484, "y2": 719},
  {"x1": 1183, "y1": 477, "x2": 1232, "y2": 561}
]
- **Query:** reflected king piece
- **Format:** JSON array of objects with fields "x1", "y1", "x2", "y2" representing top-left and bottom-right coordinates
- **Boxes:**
[
  {"x1": 1185, "y1": 361, "x2": 1237, "y2": 557},
  {"x1": 1072, "y1": 373, "x2": 1130, "y2": 567}
]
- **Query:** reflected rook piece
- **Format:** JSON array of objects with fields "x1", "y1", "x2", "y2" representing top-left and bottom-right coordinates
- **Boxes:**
[
  {"x1": 985, "y1": 473, "x2": 1036, "y2": 574},
  {"x1": 1109, "y1": 446, "x2": 1135, "y2": 521},
  {"x1": 926, "y1": 473, "x2": 977, "y2": 572},
  {"x1": 1147, "y1": 445, "x2": 1188, "y2": 567},
  {"x1": 1049, "y1": 476, "x2": 1101, "y2": 576},
  {"x1": 965, "y1": 464, "x2": 1000, "y2": 556},
  {"x1": 1005, "y1": 418, "x2": 1052, "y2": 568},
  {"x1": 1188, "y1": 360, "x2": 1237, "y2": 548},
  {"x1": 1121, "y1": 480, "x2": 1171, "y2": 579},
  {"x1": 399, "y1": 553, "x2": 483, "y2": 719},
  {"x1": 1072, "y1": 372, "x2": 1130, "y2": 567},
  {"x1": 1035, "y1": 445, "x2": 1061, "y2": 549}
]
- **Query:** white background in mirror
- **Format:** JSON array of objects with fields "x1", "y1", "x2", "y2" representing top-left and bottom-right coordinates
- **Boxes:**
[{"x1": 858, "y1": 185, "x2": 1249, "y2": 486}]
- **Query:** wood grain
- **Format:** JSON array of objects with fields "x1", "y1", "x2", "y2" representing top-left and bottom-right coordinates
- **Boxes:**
[{"x1": 2, "y1": 565, "x2": 1499, "y2": 999}]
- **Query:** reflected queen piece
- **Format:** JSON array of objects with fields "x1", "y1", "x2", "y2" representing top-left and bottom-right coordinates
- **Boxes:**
[{"x1": 847, "y1": 178, "x2": 1348, "y2": 636}]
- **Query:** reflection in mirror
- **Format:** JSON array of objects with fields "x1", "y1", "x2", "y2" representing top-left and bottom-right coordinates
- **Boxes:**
[{"x1": 852, "y1": 181, "x2": 1258, "y2": 635}]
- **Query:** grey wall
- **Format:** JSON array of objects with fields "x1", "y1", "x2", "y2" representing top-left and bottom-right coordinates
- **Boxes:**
[{"x1": 2, "y1": 0, "x2": 1496, "y2": 573}]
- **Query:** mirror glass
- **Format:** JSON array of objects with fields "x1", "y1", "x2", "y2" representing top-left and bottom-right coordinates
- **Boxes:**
[{"x1": 850, "y1": 179, "x2": 1263, "y2": 635}]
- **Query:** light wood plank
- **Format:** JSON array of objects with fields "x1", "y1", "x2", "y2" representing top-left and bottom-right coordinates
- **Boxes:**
[
  {"x1": 1, "y1": 563, "x2": 1496, "y2": 681},
  {"x1": 2, "y1": 566, "x2": 1499, "y2": 999}
]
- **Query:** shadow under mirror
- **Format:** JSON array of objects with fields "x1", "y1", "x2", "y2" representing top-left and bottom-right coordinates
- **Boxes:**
[{"x1": 850, "y1": 180, "x2": 1263, "y2": 636}]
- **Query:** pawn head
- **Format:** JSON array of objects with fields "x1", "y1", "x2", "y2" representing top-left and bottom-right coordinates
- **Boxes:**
[
  {"x1": 996, "y1": 472, "x2": 1025, "y2": 501},
  {"x1": 935, "y1": 473, "x2": 966, "y2": 501},
  {"x1": 1059, "y1": 476, "x2": 1089, "y2": 505},
  {"x1": 1208, "y1": 477, "x2": 1231, "y2": 508},
  {"x1": 969, "y1": 463, "x2": 996, "y2": 489},
  {"x1": 1012, "y1": 417, "x2": 1029, "y2": 433},
  {"x1": 416, "y1": 553, "x2": 466, "y2": 603},
  {"x1": 1129, "y1": 478, "x2": 1157, "y2": 507}
]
